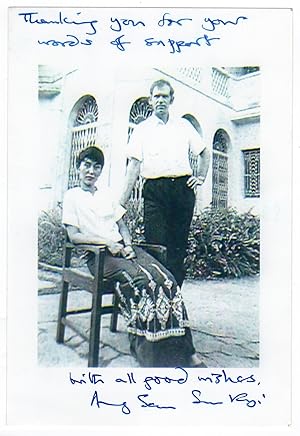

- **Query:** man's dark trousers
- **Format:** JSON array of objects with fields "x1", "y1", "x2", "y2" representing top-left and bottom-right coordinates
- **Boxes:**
[{"x1": 143, "y1": 175, "x2": 195, "y2": 287}]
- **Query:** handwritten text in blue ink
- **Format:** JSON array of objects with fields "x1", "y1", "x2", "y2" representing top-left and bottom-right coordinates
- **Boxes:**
[
  {"x1": 17, "y1": 9, "x2": 248, "y2": 51},
  {"x1": 68, "y1": 367, "x2": 266, "y2": 415}
]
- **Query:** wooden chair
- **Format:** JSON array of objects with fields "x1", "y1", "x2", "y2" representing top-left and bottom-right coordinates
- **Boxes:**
[{"x1": 56, "y1": 235, "x2": 166, "y2": 367}]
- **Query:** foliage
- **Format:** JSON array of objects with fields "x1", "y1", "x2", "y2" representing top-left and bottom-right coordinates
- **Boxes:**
[
  {"x1": 38, "y1": 202, "x2": 260, "y2": 280},
  {"x1": 185, "y1": 207, "x2": 260, "y2": 280},
  {"x1": 123, "y1": 199, "x2": 145, "y2": 244},
  {"x1": 38, "y1": 207, "x2": 64, "y2": 267}
]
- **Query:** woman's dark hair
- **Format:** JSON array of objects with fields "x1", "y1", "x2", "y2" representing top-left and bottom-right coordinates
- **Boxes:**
[{"x1": 76, "y1": 146, "x2": 105, "y2": 169}]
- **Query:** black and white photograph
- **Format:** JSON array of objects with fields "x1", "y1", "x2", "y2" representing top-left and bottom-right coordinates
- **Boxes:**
[{"x1": 37, "y1": 65, "x2": 261, "y2": 369}]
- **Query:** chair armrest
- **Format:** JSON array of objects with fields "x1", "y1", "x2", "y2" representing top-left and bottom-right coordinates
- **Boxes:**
[
  {"x1": 134, "y1": 242, "x2": 167, "y2": 265},
  {"x1": 63, "y1": 242, "x2": 107, "y2": 274},
  {"x1": 68, "y1": 243, "x2": 107, "y2": 254}
]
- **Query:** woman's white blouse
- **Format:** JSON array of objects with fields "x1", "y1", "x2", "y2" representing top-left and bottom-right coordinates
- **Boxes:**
[{"x1": 62, "y1": 187, "x2": 126, "y2": 242}]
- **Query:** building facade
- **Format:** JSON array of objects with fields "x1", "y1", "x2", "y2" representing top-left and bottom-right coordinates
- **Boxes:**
[{"x1": 38, "y1": 65, "x2": 260, "y2": 215}]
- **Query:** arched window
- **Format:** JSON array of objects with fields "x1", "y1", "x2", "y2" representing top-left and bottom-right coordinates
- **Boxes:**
[
  {"x1": 68, "y1": 96, "x2": 99, "y2": 188},
  {"x1": 128, "y1": 97, "x2": 153, "y2": 141},
  {"x1": 212, "y1": 129, "x2": 229, "y2": 209}
]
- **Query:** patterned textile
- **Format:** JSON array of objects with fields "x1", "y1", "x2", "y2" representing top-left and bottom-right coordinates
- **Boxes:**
[
  {"x1": 87, "y1": 246, "x2": 195, "y2": 367},
  {"x1": 115, "y1": 260, "x2": 189, "y2": 342}
]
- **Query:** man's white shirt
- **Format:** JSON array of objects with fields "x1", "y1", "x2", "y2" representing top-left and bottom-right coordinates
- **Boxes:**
[{"x1": 127, "y1": 114, "x2": 206, "y2": 179}]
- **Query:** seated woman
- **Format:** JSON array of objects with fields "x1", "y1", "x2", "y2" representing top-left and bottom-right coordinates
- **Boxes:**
[{"x1": 62, "y1": 146, "x2": 206, "y2": 368}]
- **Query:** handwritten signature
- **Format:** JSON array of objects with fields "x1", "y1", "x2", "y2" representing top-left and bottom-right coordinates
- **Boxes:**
[
  {"x1": 91, "y1": 390, "x2": 131, "y2": 415},
  {"x1": 90, "y1": 389, "x2": 266, "y2": 414},
  {"x1": 137, "y1": 394, "x2": 176, "y2": 410}
]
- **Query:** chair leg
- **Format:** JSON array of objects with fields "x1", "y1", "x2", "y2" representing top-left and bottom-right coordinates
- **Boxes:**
[
  {"x1": 88, "y1": 293, "x2": 103, "y2": 367},
  {"x1": 56, "y1": 280, "x2": 70, "y2": 343},
  {"x1": 88, "y1": 248, "x2": 106, "y2": 367},
  {"x1": 110, "y1": 293, "x2": 119, "y2": 333}
]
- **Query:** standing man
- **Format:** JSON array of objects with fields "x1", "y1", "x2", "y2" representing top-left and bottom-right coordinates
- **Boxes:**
[{"x1": 120, "y1": 79, "x2": 210, "y2": 286}]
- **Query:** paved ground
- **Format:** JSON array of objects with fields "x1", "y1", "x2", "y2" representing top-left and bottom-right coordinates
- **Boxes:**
[{"x1": 38, "y1": 266, "x2": 259, "y2": 368}]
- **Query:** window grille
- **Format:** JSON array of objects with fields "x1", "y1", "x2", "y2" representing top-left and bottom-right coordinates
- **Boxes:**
[
  {"x1": 243, "y1": 149, "x2": 260, "y2": 197},
  {"x1": 127, "y1": 97, "x2": 153, "y2": 213},
  {"x1": 212, "y1": 151, "x2": 228, "y2": 209},
  {"x1": 128, "y1": 97, "x2": 153, "y2": 142},
  {"x1": 212, "y1": 131, "x2": 229, "y2": 209},
  {"x1": 212, "y1": 68, "x2": 230, "y2": 99},
  {"x1": 178, "y1": 67, "x2": 202, "y2": 84},
  {"x1": 68, "y1": 97, "x2": 99, "y2": 188},
  {"x1": 75, "y1": 97, "x2": 98, "y2": 126}
]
